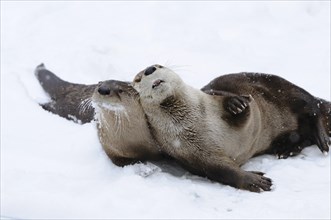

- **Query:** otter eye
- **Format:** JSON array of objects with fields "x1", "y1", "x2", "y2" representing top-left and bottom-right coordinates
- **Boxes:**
[
  {"x1": 118, "y1": 89, "x2": 123, "y2": 93},
  {"x1": 134, "y1": 78, "x2": 141, "y2": 83}
]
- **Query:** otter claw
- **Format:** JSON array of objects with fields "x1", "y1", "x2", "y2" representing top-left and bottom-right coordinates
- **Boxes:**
[
  {"x1": 230, "y1": 109, "x2": 238, "y2": 115},
  {"x1": 226, "y1": 96, "x2": 250, "y2": 115},
  {"x1": 243, "y1": 171, "x2": 272, "y2": 192}
]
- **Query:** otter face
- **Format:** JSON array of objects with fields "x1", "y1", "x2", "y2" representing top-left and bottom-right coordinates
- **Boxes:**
[
  {"x1": 133, "y1": 65, "x2": 184, "y2": 102},
  {"x1": 91, "y1": 80, "x2": 139, "y2": 112}
]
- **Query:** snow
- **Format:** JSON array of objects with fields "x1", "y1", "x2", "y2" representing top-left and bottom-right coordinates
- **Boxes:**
[
  {"x1": 173, "y1": 139, "x2": 182, "y2": 148},
  {"x1": 1, "y1": 1, "x2": 330, "y2": 219}
]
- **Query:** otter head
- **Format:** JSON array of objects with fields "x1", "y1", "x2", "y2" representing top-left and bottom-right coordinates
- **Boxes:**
[
  {"x1": 91, "y1": 80, "x2": 139, "y2": 115},
  {"x1": 133, "y1": 65, "x2": 184, "y2": 103}
]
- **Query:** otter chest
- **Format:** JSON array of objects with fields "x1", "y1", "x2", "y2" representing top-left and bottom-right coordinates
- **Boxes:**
[{"x1": 148, "y1": 109, "x2": 202, "y2": 158}]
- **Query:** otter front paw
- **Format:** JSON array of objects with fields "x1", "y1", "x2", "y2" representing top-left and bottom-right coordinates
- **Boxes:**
[
  {"x1": 225, "y1": 96, "x2": 251, "y2": 115},
  {"x1": 276, "y1": 146, "x2": 303, "y2": 159},
  {"x1": 242, "y1": 171, "x2": 272, "y2": 192}
]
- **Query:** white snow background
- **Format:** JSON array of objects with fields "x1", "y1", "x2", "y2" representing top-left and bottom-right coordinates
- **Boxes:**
[{"x1": 1, "y1": 1, "x2": 330, "y2": 219}]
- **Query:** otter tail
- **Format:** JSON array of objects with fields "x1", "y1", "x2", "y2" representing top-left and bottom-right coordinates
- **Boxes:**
[
  {"x1": 35, "y1": 63, "x2": 73, "y2": 100},
  {"x1": 35, "y1": 63, "x2": 95, "y2": 124}
]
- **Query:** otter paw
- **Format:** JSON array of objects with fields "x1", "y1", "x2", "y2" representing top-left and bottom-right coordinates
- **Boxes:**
[
  {"x1": 276, "y1": 146, "x2": 303, "y2": 159},
  {"x1": 313, "y1": 117, "x2": 330, "y2": 155},
  {"x1": 316, "y1": 134, "x2": 330, "y2": 155},
  {"x1": 226, "y1": 96, "x2": 251, "y2": 115},
  {"x1": 277, "y1": 151, "x2": 300, "y2": 159},
  {"x1": 242, "y1": 171, "x2": 272, "y2": 193}
]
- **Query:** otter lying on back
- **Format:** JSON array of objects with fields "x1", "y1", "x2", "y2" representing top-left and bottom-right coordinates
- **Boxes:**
[{"x1": 133, "y1": 65, "x2": 330, "y2": 192}]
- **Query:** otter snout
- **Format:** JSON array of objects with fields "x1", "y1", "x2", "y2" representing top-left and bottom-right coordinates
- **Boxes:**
[
  {"x1": 134, "y1": 64, "x2": 164, "y2": 84},
  {"x1": 144, "y1": 66, "x2": 156, "y2": 76},
  {"x1": 144, "y1": 65, "x2": 164, "y2": 76},
  {"x1": 97, "y1": 81, "x2": 123, "y2": 99},
  {"x1": 98, "y1": 86, "x2": 111, "y2": 95}
]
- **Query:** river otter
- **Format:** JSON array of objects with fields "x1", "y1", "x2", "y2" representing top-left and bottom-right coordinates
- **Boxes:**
[
  {"x1": 35, "y1": 64, "x2": 161, "y2": 166},
  {"x1": 132, "y1": 65, "x2": 330, "y2": 192}
]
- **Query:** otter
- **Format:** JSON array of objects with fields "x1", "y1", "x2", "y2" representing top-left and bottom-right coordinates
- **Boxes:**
[
  {"x1": 133, "y1": 65, "x2": 330, "y2": 192},
  {"x1": 35, "y1": 64, "x2": 161, "y2": 166}
]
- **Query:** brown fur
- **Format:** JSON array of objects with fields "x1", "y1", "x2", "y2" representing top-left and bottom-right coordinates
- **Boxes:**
[
  {"x1": 91, "y1": 80, "x2": 161, "y2": 166},
  {"x1": 35, "y1": 64, "x2": 161, "y2": 166},
  {"x1": 133, "y1": 65, "x2": 330, "y2": 192},
  {"x1": 35, "y1": 64, "x2": 248, "y2": 167},
  {"x1": 35, "y1": 64, "x2": 95, "y2": 124},
  {"x1": 202, "y1": 72, "x2": 331, "y2": 157},
  {"x1": 133, "y1": 65, "x2": 276, "y2": 192},
  {"x1": 36, "y1": 64, "x2": 330, "y2": 188}
]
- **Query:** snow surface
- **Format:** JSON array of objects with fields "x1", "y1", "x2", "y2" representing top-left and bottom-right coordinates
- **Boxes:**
[{"x1": 1, "y1": 1, "x2": 330, "y2": 219}]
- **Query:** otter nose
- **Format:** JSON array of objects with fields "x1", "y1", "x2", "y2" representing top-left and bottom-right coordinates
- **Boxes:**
[
  {"x1": 98, "y1": 86, "x2": 111, "y2": 95},
  {"x1": 144, "y1": 66, "x2": 156, "y2": 76}
]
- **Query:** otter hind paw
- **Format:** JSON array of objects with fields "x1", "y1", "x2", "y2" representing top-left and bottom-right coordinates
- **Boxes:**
[
  {"x1": 313, "y1": 116, "x2": 330, "y2": 155},
  {"x1": 276, "y1": 146, "x2": 303, "y2": 159}
]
